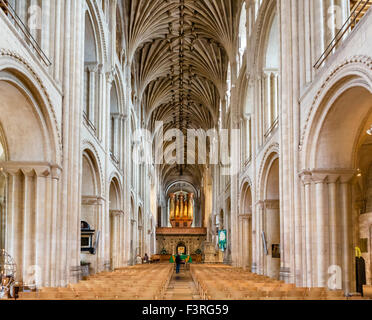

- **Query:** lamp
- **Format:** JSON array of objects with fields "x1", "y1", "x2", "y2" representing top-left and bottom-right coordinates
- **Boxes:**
[
  {"x1": 356, "y1": 168, "x2": 362, "y2": 177},
  {"x1": 367, "y1": 125, "x2": 372, "y2": 136}
]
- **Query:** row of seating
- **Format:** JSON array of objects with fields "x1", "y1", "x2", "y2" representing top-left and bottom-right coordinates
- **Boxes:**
[
  {"x1": 190, "y1": 265, "x2": 367, "y2": 300},
  {"x1": 18, "y1": 264, "x2": 173, "y2": 300}
]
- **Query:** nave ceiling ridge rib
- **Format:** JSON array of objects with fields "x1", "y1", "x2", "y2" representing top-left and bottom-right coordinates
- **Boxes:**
[
  {"x1": 123, "y1": 0, "x2": 240, "y2": 127},
  {"x1": 122, "y1": 0, "x2": 242, "y2": 186}
]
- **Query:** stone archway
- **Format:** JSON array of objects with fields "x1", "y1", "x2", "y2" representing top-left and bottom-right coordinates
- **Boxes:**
[
  {"x1": 81, "y1": 149, "x2": 103, "y2": 273},
  {"x1": 0, "y1": 78, "x2": 59, "y2": 287},
  {"x1": 109, "y1": 177, "x2": 122, "y2": 270},
  {"x1": 240, "y1": 182, "x2": 253, "y2": 270},
  {"x1": 302, "y1": 82, "x2": 372, "y2": 293},
  {"x1": 263, "y1": 155, "x2": 280, "y2": 279}
]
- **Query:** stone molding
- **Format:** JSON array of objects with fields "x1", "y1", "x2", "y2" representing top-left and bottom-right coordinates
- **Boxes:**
[
  {"x1": 300, "y1": 55, "x2": 372, "y2": 150},
  {"x1": 156, "y1": 227, "x2": 207, "y2": 236},
  {"x1": 255, "y1": 200, "x2": 265, "y2": 210},
  {"x1": 264, "y1": 199, "x2": 280, "y2": 210},
  {"x1": 110, "y1": 209, "x2": 124, "y2": 217},
  {"x1": 238, "y1": 213, "x2": 252, "y2": 218},
  {"x1": 299, "y1": 168, "x2": 356, "y2": 185},
  {"x1": 82, "y1": 195, "x2": 105, "y2": 205},
  {"x1": 0, "y1": 49, "x2": 62, "y2": 161},
  {"x1": 0, "y1": 161, "x2": 62, "y2": 178}
]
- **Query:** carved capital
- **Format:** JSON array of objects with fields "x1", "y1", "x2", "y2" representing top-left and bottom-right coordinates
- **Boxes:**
[
  {"x1": 51, "y1": 165, "x2": 62, "y2": 180},
  {"x1": 264, "y1": 199, "x2": 280, "y2": 210},
  {"x1": 255, "y1": 200, "x2": 265, "y2": 210},
  {"x1": 110, "y1": 210, "x2": 124, "y2": 217},
  {"x1": 299, "y1": 170, "x2": 312, "y2": 185},
  {"x1": 86, "y1": 62, "x2": 99, "y2": 73},
  {"x1": 82, "y1": 195, "x2": 105, "y2": 205},
  {"x1": 310, "y1": 169, "x2": 356, "y2": 184}
]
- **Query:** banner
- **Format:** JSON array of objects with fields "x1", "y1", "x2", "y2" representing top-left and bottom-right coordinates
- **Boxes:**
[{"x1": 218, "y1": 230, "x2": 227, "y2": 252}]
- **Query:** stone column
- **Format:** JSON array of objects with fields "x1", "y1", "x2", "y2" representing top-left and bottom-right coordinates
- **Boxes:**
[
  {"x1": 300, "y1": 171, "x2": 313, "y2": 287},
  {"x1": 255, "y1": 201, "x2": 264, "y2": 275},
  {"x1": 0, "y1": 162, "x2": 61, "y2": 287},
  {"x1": 50, "y1": 166, "x2": 61, "y2": 287},
  {"x1": 312, "y1": 173, "x2": 329, "y2": 288},
  {"x1": 327, "y1": 174, "x2": 340, "y2": 270},
  {"x1": 110, "y1": 210, "x2": 123, "y2": 269},
  {"x1": 240, "y1": 215, "x2": 251, "y2": 269},
  {"x1": 263, "y1": 71, "x2": 271, "y2": 134},
  {"x1": 264, "y1": 200, "x2": 280, "y2": 279},
  {"x1": 251, "y1": 200, "x2": 257, "y2": 273},
  {"x1": 87, "y1": 63, "x2": 99, "y2": 126},
  {"x1": 339, "y1": 173, "x2": 354, "y2": 294}
]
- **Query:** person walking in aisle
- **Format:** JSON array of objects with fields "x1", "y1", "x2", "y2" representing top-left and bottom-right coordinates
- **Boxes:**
[{"x1": 175, "y1": 254, "x2": 182, "y2": 274}]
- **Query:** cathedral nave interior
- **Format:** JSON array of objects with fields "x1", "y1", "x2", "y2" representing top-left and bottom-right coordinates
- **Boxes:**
[{"x1": 0, "y1": 0, "x2": 372, "y2": 301}]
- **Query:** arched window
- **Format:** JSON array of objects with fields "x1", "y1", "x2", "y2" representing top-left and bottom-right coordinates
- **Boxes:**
[
  {"x1": 262, "y1": 13, "x2": 279, "y2": 138},
  {"x1": 238, "y1": 2, "x2": 247, "y2": 71},
  {"x1": 84, "y1": 12, "x2": 99, "y2": 134},
  {"x1": 242, "y1": 86, "x2": 253, "y2": 163},
  {"x1": 110, "y1": 82, "x2": 119, "y2": 161}
]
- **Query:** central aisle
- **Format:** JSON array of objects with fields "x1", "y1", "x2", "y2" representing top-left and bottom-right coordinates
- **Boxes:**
[{"x1": 163, "y1": 267, "x2": 201, "y2": 300}]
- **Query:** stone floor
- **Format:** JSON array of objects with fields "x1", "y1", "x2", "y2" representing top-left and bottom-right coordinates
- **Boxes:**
[{"x1": 163, "y1": 266, "x2": 201, "y2": 300}]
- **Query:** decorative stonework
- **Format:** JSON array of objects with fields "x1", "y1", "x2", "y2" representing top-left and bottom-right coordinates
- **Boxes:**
[
  {"x1": 299, "y1": 55, "x2": 372, "y2": 151},
  {"x1": 156, "y1": 227, "x2": 207, "y2": 236},
  {"x1": 0, "y1": 49, "x2": 62, "y2": 162}
]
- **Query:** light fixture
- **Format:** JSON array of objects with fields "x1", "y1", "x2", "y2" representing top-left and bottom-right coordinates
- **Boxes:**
[
  {"x1": 357, "y1": 168, "x2": 362, "y2": 177},
  {"x1": 367, "y1": 125, "x2": 372, "y2": 136}
]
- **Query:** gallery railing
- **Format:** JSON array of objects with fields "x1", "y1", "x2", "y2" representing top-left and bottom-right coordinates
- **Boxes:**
[
  {"x1": 314, "y1": 0, "x2": 371, "y2": 69},
  {"x1": 0, "y1": 0, "x2": 52, "y2": 67}
]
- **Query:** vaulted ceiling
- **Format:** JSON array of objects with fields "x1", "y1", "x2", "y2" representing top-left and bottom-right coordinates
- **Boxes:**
[{"x1": 121, "y1": 0, "x2": 243, "y2": 189}]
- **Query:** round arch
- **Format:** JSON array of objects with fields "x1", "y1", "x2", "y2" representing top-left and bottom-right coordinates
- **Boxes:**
[
  {"x1": 303, "y1": 73, "x2": 372, "y2": 170},
  {"x1": 0, "y1": 65, "x2": 60, "y2": 163},
  {"x1": 81, "y1": 148, "x2": 102, "y2": 196},
  {"x1": 258, "y1": 149, "x2": 281, "y2": 280},
  {"x1": 301, "y1": 69, "x2": 372, "y2": 292}
]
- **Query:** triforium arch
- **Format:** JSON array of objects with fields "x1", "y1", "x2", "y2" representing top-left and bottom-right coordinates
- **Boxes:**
[
  {"x1": 83, "y1": 2, "x2": 108, "y2": 139},
  {"x1": 301, "y1": 66, "x2": 372, "y2": 293},
  {"x1": 0, "y1": 66, "x2": 61, "y2": 287},
  {"x1": 254, "y1": 0, "x2": 280, "y2": 142}
]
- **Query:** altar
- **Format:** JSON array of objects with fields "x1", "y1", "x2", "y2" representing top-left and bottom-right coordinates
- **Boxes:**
[
  {"x1": 156, "y1": 191, "x2": 207, "y2": 259},
  {"x1": 169, "y1": 254, "x2": 192, "y2": 263},
  {"x1": 156, "y1": 227, "x2": 207, "y2": 258}
]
